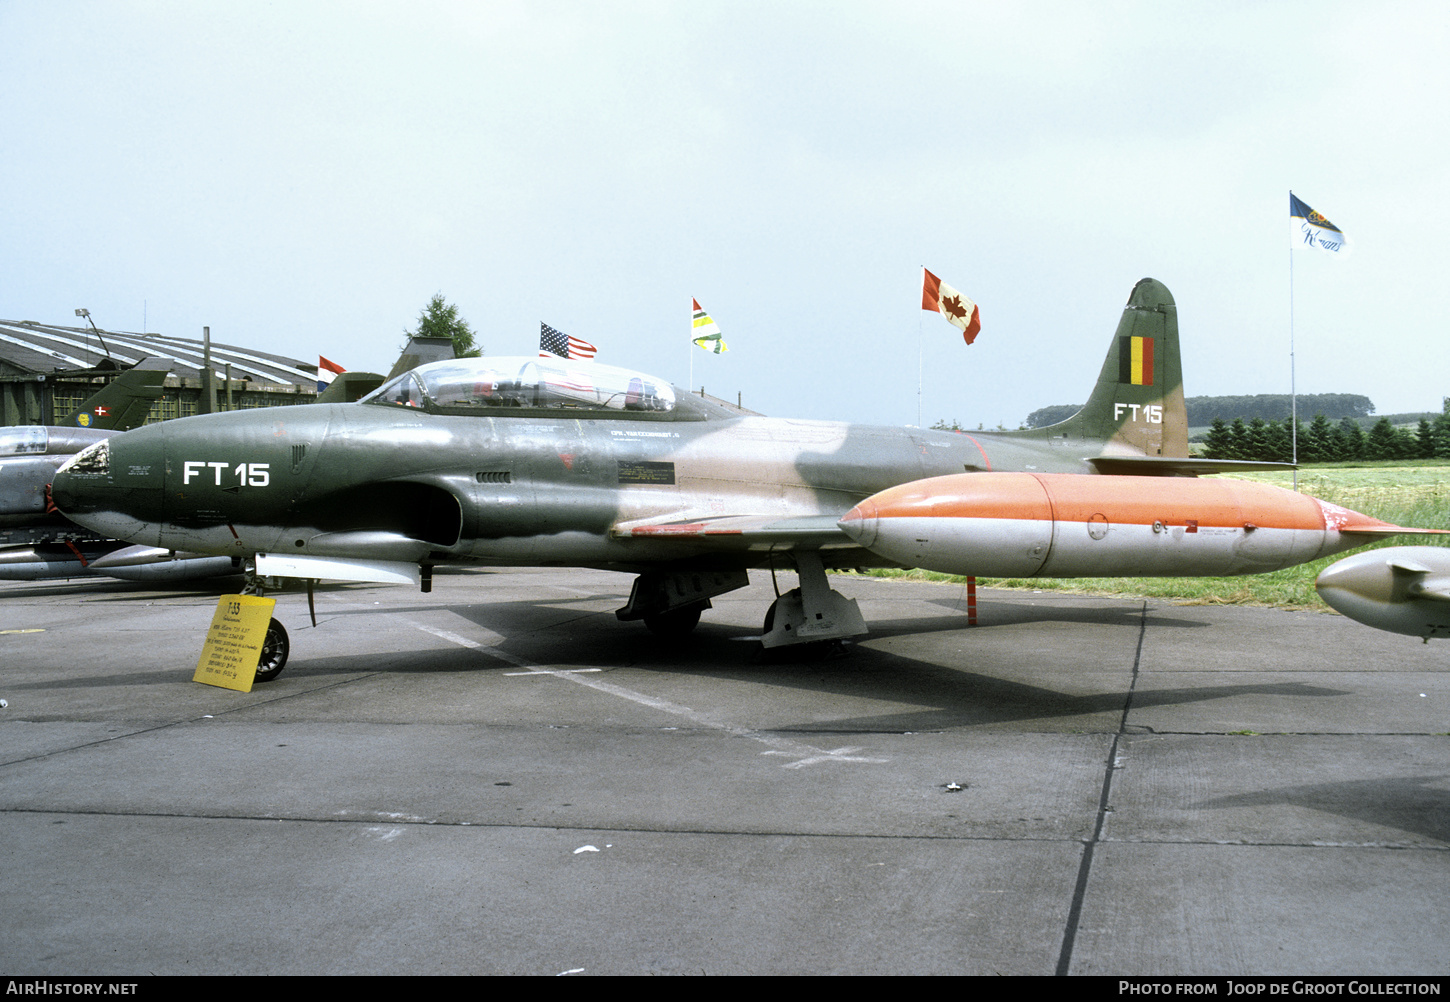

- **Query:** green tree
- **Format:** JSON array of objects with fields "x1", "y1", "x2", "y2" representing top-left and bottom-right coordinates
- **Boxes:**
[
  {"x1": 408, "y1": 293, "x2": 482, "y2": 358},
  {"x1": 1336, "y1": 417, "x2": 1365, "y2": 460},
  {"x1": 1395, "y1": 426, "x2": 1419, "y2": 459},
  {"x1": 1265, "y1": 418, "x2": 1292, "y2": 463},
  {"x1": 1416, "y1": 419, "x2": 1435, "y2": 459},
  {"x1": 1305, "y1": 414, "x2": 1334, "y2": 463},
  {"x1": 1230, "y1": 418, "x2": 1250, "y2": 459},
  {"x1": 1202, "y1": 418, "x2": 1234, "y2": 459},
  {"x1": 1246, "y1": 418, "x2": 1271, "y2": 461},
  {"x1": 1363, "y1": 417, "x2": 1418, "y2": 461},
  {"x1": 1434, "y1": 398, "x2": 1450, "y2": 458}
]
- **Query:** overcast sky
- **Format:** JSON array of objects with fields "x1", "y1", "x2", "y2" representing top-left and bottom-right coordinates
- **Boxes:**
[{"x1": 3, "y1": 1, "x2": 1446, "y2": 427}]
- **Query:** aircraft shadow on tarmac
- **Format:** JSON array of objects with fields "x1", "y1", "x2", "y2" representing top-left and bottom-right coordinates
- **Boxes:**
[
  {"x1": 862, "y1": 607, "x2": 1209, "y2": 640},
  {"x1": 1196, "y1": 776, "x2": 1450, "y2": 845},
  {"x1": 922, "y1": 595, "x2": 1212, "y2": 629},
  {"x1": 2, "y1": 581, "x2": 1345, "y2": 728},
  {"x1": 264, "y1": 594, "x2": 1351, "y2": 732}
]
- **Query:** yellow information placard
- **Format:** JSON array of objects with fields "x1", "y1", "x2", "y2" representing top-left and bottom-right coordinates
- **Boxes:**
[{"x1": 194, "y1": 594, "x2": 276, "y2": 692}]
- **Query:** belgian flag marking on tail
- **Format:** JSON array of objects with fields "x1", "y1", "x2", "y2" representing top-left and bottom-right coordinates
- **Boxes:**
[{"x1": 1119, "y1": 336, "x2": 1154, "y2": 386}]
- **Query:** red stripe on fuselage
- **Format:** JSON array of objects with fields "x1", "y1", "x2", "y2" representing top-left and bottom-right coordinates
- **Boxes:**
[{"x1": 959, "y1": 433, "x2": 992, "y2": 472}]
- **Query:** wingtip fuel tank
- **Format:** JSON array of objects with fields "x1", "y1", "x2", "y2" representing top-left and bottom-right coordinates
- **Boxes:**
[
  {"x1": 1315, "y1": 546, "x2": 1450, "y2": 640},
  {"x1": 838, "y1": 473, "x2": 1445, "y2": 579}
]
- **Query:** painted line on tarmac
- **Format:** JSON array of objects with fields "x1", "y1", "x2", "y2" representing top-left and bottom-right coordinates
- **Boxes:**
[
  {"x1": 504, "y1": 669, "x2": 603, "y2": 675},
  {"x1": 412, "y1": 620, "x2": 887, "y2": 770}
]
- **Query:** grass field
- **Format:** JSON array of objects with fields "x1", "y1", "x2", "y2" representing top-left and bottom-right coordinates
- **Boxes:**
[{"x1": 854, "y1": 463, "x2": 1450, "y2": 610}]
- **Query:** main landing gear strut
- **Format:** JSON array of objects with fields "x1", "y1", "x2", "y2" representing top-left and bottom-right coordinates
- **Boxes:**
[
  {"x1": 759, "y1": 550, "x2": 867, "y2": 650},
  {"x1": 617, "y1": 552, "x2": 868, "y2": 650},
  {"x1": 616, "y1": 569, "x2": 749, "y2": 637}
]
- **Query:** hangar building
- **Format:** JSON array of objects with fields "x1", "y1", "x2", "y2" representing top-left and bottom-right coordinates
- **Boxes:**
[{"x1": 0, "y1": 319, "x2": 321, "y2": 427}]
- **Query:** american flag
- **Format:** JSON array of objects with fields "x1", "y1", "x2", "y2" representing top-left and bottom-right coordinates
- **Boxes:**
[{"x1": 539, "y1": 323, "x2": 597, "y2": 360}]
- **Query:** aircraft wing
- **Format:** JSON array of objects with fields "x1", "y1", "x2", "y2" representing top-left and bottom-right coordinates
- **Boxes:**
[
  {"x1": 611, "y1": 513, "x2": 852, "y2": 550},
  {"x1": 1088, "y1": 455, "x2": 1298, "y2": 476}
]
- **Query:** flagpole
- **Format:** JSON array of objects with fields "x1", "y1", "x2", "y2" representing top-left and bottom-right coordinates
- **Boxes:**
[
  {"x1": 917, "y1": 267, "x2": 924, "y2": 427},
  {"x1": 1289, "y1": 191, "x2": 1298, "y2": 492},
  {"x1": 917, "y1": 320, "x2": 923, "y2": 427}
]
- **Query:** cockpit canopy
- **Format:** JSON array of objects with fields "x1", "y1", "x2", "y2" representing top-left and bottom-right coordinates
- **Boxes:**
[
  {"x1": 361, "y1": 356, "x2": 677, "y2": 417},
  {"x1": 0, "y1": 427, "x2": 49, "y2": 456}
]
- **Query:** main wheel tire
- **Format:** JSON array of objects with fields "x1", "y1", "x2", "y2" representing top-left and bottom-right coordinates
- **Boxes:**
[
  {"x1": 254, "y1": 618, "x2": 290, "y2": 683},
  {"x1": 643, "y1": 604, "x2": 703, "y2": 638}
]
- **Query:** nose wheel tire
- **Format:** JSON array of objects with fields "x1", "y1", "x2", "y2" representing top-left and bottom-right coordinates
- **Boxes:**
[{"x1": 254, "y1": 618, "x2": 290, "y2": 683}]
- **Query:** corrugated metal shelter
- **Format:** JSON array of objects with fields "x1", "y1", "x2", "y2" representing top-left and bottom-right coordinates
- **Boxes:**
[{"x1": 0, "y1": 319, "x2": 323, "y2": 426}]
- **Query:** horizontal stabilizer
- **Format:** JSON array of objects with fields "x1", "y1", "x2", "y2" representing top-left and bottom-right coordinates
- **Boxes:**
[
  {"x1": 1089, "y1": 456, "x2": 1297, "y2": 476},
  {"x1": 1339, "y1": 526, "x2": 1450, "y2": 536}
]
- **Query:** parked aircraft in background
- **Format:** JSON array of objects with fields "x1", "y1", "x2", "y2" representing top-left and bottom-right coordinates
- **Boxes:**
[
  {"x1": 55, "y1": 277, "x2": 1342, "y2": 679},
  {"x1": 9, "y1": 338, "x2": 456, "y2": 584},
  {"x1": 0, "y1": 359, "x2": 233, "y2": 582},
  {"x1": 1316, "y1": 546, "x2": 1450, "y2": 640}
]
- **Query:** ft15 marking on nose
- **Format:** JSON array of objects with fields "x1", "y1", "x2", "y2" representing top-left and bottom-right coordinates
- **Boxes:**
[{"x1": 182, "y1": 461, "x2": 271, "y2": 487}]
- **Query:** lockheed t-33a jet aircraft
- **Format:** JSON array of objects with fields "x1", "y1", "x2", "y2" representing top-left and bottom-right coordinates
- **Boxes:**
[{"x1": 49, "y1": 279, "x2": 1440, "y2": 680}]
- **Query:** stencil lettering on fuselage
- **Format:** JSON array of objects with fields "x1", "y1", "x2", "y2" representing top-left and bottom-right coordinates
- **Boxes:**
[{"x1": 618, "y1": 461, "x2": 675, "y2": 485}]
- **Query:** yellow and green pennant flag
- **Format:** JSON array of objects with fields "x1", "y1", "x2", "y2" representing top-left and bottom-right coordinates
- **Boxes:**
[{"x1": 691, "y1": 298, "x2": 728, "y2": 354}]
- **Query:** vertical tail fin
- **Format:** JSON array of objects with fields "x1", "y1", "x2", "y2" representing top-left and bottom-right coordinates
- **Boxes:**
[
  {"x1": 387, "y1": 337, "x2": 457, "y2": 379},
  {"x1": 61, "y1": 358, "x2": 171, "y2": 431},
  {"x1": 1051, "y1": 277, "x2": 1187, "y2": 458}
]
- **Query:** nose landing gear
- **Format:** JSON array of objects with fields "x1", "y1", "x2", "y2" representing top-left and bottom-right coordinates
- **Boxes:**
[
  {"x1": 241, "y1": 560, "x2": 292, "y2": 683},
  {"x1": 254, "y1": 619, "x2": 290, "y2": 682}
]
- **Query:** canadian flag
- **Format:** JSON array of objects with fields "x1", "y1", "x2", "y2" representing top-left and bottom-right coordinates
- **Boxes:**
[{"x1": 921, "y1": 268, "x2": 981, "y2": 345}]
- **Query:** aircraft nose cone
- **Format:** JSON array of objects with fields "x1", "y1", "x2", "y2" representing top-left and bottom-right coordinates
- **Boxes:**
[
  {"x1": 49, "y1": 430, "x2": 168, "y2": 547},
  {"x1": 838, "y1": 502, "x2": 878, "y2": 549},
  {"x1": 50, "y1": 438, "x2": 110, "y2": 514}
]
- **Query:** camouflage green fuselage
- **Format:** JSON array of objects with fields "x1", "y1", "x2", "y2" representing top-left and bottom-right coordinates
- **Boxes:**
[{"x1": 52, "y1": 394, "x2": 1108, "y2": 573}]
